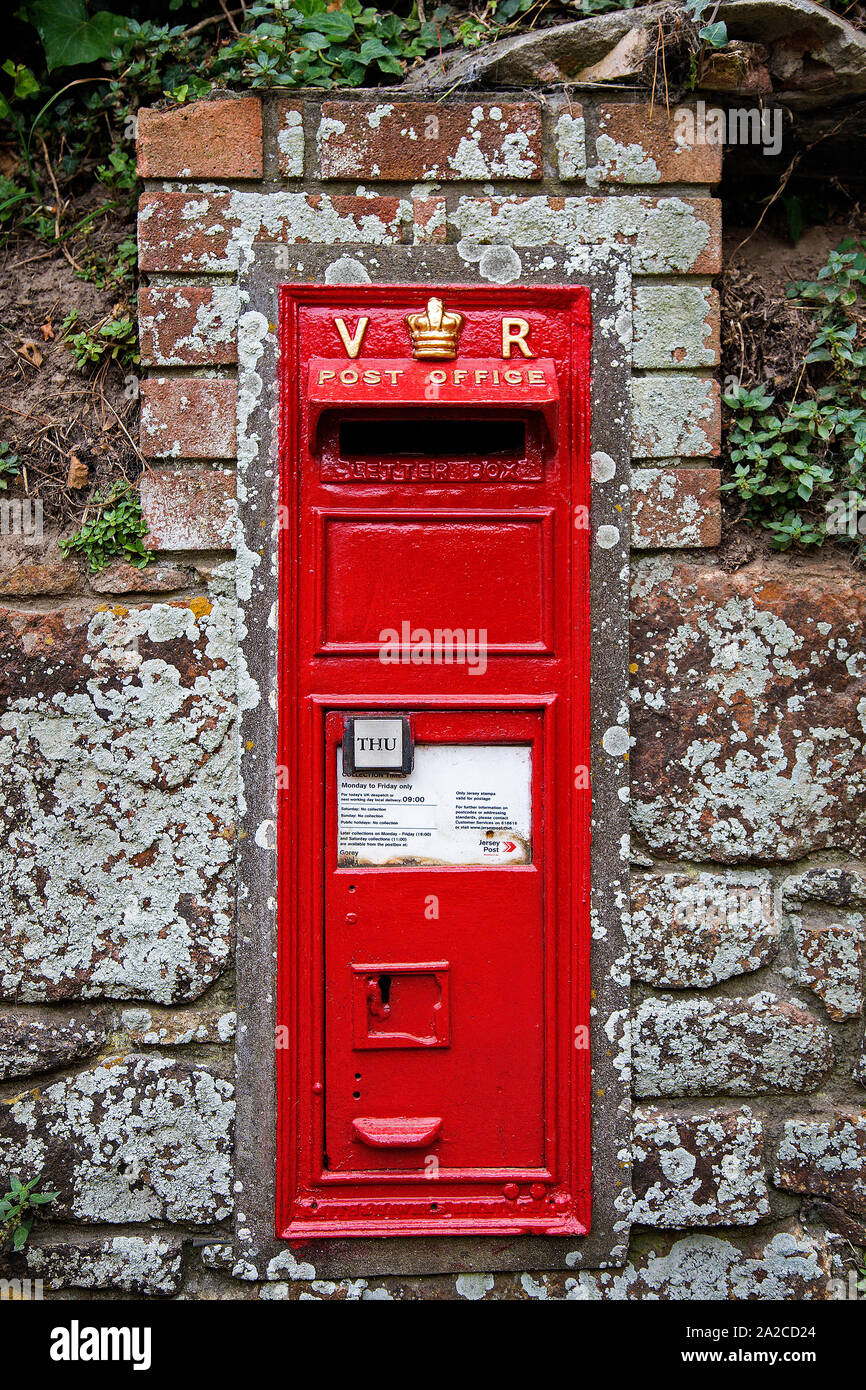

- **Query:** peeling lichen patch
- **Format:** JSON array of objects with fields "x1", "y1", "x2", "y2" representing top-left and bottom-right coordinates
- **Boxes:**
[
  {"x1": 275, "y1": 101, "x2": 304, "y2": 178},
  {"x1": 632, "y1": 283, "x2": 718, "y2": 369},
  {"x1": 13, "y1": 1234, "x2": 184, "y2": 1295},
  {"x1": 0, "y1": 579, "x2": 236, "y2": 1004},
  {"x1": 451, "y1": 195, "x2": 719, "y2": 275},
  {"x1": 631, "y1": 559, "x2": 866, "y2": 861},
  {"x1": 631, "y1": 870, "x2": 778, "y2": 988},
  {"x1": 0, "y1": 1055, "x2": 234, "y2": 1224},
  {"x1": 138, "y1": 190, "x2": 408, "y2": 273},
  {"x1": 775, "y1": 1113, "x2": 866, "y2": 1218},
  {"x1": 632, "y1": 1108, "x2": 769, "y2": 1227},
  {"x1": 631, "y1": 376, "x2": 719, "y2": 458},
  {"x1": 633, "y1": 993, "x2": 833, "y2": 1097},
  {"x1": 555, "y1": 112, "x2": 587, "y2": 180},
  {"x1": 593, "y1": 134, "x2": 660, "y2": 185},
  {"x1": 317, "y1": 101, "x2": 541, "y2": 182},
  {"x1": 566, "y1": 1227, "x2": 832, "y2": 1299}
]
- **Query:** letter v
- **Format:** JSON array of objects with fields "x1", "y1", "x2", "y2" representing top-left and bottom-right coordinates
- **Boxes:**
[{"x1": 334, "y1": 317, "x2": 369, "y2": 359}]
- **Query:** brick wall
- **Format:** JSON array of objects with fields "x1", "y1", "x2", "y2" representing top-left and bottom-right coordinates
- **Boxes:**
[
  {"x1": 0, "y1": 87, "x2": 864, "y2": 1303},
  {"x1": 134, "y1": 92, "x2": 722, "y2": 557}
]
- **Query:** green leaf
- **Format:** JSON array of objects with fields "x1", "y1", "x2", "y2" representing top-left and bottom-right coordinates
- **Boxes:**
[
  {"x1": 297, "y1": 10, "x2": 355, "y2": 40},
  {"x1": 2, "y1": 60, "x2": 41, "y2": 100},
  {"x1": 699, "y1": 20, "x2": 728, "y2": 49},
  {"x1": 12, "y1": 1218, "x2": 32, "y2": 1251},
  {"x1": 29, "y1": 0, "x2": 128, "y2": 72}
]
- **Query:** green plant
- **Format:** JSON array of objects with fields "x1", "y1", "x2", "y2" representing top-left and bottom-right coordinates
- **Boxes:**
[
  {"x1": 26, "y1": 0, "x2": 126, "y2": 73},
  {"x1": 62, "y1": 307, "x2": 139, "y2": 369},
  {"x1": 723, "y1": 240, "x2": 866, "y2": 553},
  {"x1": 0, "y1": 1175, "x2": 59, "y2": 1253},
  {"x1": 75, "y1": 233, "x2": 137, "y2": 290},
  {"x1": 96, "y1": 146, "x2": 136, "y2": 192},
  {"x1": 684, "y1": 0, "x2": 729, "y2": 48},
  {"x1": 208, "y1": 1, "x2": 453, "y2": 88},
  {"x1": 60, "y1": 478, "x2": 153, "y2": 571},
  {"x1": 0, "y1": 444, "x2": 22, "y2": 490}
]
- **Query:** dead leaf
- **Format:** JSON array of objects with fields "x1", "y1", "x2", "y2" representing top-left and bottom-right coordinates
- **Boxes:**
[
  {"x1": 40, "y1": 320, "x2": 55, "y2": 341},
  {"x1": 67, "y1": 454, "x2": 89, "y2": 490},
  {"x1": 17, "y1": 340, "x2": 43, "y2": 367}
]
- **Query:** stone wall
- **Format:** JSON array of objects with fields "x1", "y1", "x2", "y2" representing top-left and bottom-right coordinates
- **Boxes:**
[{"x1": 0, "y1": 87, "x2": 863, "y2": 1301}]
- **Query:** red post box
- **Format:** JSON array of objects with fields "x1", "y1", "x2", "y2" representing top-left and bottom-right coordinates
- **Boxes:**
[{"x1": 277, "y1": 284, "x2": 592, "y2": 1238}]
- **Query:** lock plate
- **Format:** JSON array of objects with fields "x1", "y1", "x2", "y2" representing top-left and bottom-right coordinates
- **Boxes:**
[{"x1": 351, "y1": 962, "x2": 450, "y2": 1049}]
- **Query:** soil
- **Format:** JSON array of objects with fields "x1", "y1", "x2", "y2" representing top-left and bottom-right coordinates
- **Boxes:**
[
  {"x1": 718, "y1": 210, "x2": 866, "y2": 568},
  {"x1": 0, "y1": 179, "x2": 139, "y2": 537}
]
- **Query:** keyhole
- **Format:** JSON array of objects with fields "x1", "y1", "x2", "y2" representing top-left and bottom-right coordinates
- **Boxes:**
[{"x1": 378, "y1": 974, "x2": 392, "y2": 1006}]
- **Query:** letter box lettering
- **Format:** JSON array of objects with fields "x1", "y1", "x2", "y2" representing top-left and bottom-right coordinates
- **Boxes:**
[{"x1": 278, "y1": 285, "x2": 591, "y2": 1238}]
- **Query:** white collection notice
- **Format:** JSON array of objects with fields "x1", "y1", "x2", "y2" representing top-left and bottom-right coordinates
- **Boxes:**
[{"x1": 337, "y1": 742, "x2": 532, "y2": 866}]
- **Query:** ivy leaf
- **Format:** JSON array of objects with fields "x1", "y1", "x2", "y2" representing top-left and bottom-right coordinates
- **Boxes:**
[
  {"x1": 297, "y1": 11, "x2": 356, "y2": 41},
  {"x1": 12, "y1": 1218, "x2": 33, "y2": 1251},
  {"x1": 699, "y1": 20, "x2": 728, "y2": 49},
  {"x1": 1, "y1": 60, "x2": 41, "y2": 100},
  {"x1": 28, "y1": 0, "x2": 127, "y2": 72}
]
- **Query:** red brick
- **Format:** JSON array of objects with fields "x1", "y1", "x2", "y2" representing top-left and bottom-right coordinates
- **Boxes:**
[
  {"x1": 137, "y1": 97, "x2": 262, "y2": 180},
  {"x1": 413, "y1": 195, "x2": 447, "y2": 245},
  {"x1": 0, "y1": 533, "x2": 83, "y2": 597},
  {"x1": 138, "y1": 191, "x2": 407, "y2": 272},
  {"x1": 139, "y1": 287, "x2": 237, "y2": 367},
  {"x1": 274, "y1": 99, "x2": 305, "y2": 177},
  {"x1": 138, "y1": 191, "x2": 234, "y2": 273},
  {"x1": 631, "y1": 468, "x2": 721, "y2": 548},
  {"x1": 595, "y1": 104, "x2": 723, "y2": 185},
  {"x1": 318, "y1": 100, "x2": 542, "y2": 181},
  {"x1": 140, "y1": 469, "x2": 237, "y2": 551},
  {"x1": 140, "y1": 380, "x2": 237, "y2": 460}
]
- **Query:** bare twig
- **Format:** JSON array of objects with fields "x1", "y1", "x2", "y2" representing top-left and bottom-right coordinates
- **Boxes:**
[
  {"x1": 182, "y1": 6, "x2": 244, "y2": 38},
  {"x1": 102, "y1": 395, "x2": 150, "y2": 469},
  {"x1": 733, "y1": 111, "x2": 857, "y2": 258},
  {"x1": 218, "y1": 0, "x2": 241, "y2": 37},
  {"x1": 1, "y1": 250, "x2": 56, "y2": 271},
  {"x1": 38, "y1": 135, "x2": 64, "y2": 243},
  {"x1": 650, "y1": 18, "x2": 662, "y2": 119}
]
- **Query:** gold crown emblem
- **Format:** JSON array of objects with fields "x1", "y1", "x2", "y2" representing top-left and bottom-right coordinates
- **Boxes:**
[{"x1": 405, "y1": 296, "x2": 464, "y2": 360}]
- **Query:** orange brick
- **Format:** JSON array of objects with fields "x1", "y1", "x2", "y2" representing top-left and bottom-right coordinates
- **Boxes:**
[
  {"x1": 137, "y1": 96, "x2": 262, "y2": 180},
  {"x1": 631, "y1": 468, "x2": 722, "y2": 548},
  {"x1": 318, "y1": 100, "x2": 542, "y2": 181},
  {"x1": 139, "y1": 287, "x2": 237, "y2": 367},
  {"x1": 140, "y1": 380, "x2": 237, "y2": 460},
  {"x1": 595, "y1": 104, "x2": 723, "y2": 185},
  {"x1": 140, "y1": 469, "x2": 237, "y2": 551}
]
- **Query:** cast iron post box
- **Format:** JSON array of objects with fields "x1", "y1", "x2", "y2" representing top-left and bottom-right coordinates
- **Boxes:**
[{"x1": 278, "y1": 284, "x2": 592, "y2": 1238}]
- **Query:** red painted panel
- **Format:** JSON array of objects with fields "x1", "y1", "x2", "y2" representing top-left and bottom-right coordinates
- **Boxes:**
[
  {"x1": 318, "y1": 512, "x2": 552, "y2": 652},
  {"x1": 277, "y1": 284, "x2": 592, "y2": 1239}
]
